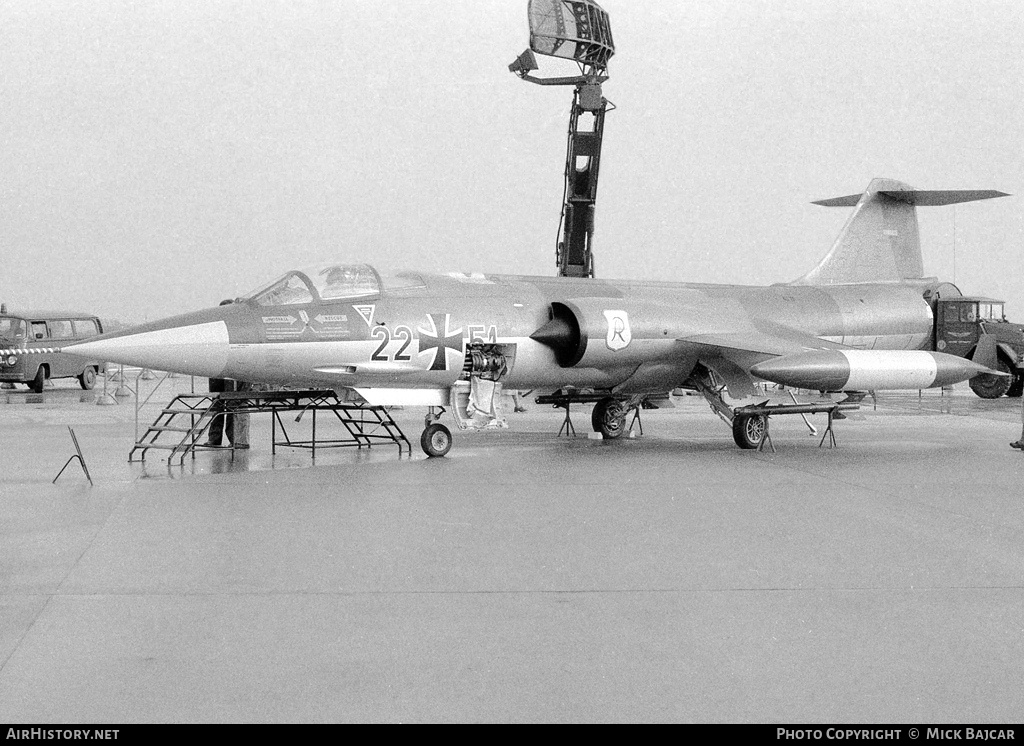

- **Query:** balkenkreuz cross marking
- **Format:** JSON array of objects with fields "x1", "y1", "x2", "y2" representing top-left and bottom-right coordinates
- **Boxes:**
[{"x1": 417, "y1": 313, "x2": 463, "y2": 371}]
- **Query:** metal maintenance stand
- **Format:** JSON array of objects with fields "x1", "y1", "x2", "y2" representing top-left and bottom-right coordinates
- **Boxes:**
[
  {"x1": 756, "y1": 420, "x2": 776, "y2": 453},
  {"x1": 555, "y1": 400, "x2": 577, "y2": 436},
  {"x1": 733, "y1": 401, "x2": 858, "y2": 452},
  {"x1": 132, "y1": 389, "x2": 410, "y2": 464},
  {"x1": 629, "y1": 406, "x2": 643, "y2": 435},
  {"x1": 818, "y1": 408, "x2": 843, "y2": 449}
]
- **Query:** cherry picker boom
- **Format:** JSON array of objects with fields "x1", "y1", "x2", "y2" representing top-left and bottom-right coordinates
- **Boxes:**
[{"x1": 509, "y1": 0, "x2": 615, "y2": 278}]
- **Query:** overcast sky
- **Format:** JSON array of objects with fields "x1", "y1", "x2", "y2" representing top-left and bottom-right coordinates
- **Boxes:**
[{"x1": 2, "y1": 0, "x2": 1022, "y2": 322}]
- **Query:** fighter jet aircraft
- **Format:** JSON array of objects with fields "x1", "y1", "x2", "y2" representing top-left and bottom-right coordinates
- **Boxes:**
[{"x1": 22, "y1": 178, "x2": 1008, "y2": 456}]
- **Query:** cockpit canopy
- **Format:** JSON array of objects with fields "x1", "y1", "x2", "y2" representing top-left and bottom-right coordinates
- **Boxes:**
[{"x1": 243, "y1": 263, "x2": 424, "y2": 306}]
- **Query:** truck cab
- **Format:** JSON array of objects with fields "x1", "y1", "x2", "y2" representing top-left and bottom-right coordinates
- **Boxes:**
[{"x1": 934, "y1": 297, "x2": 1024, "y2": 398}]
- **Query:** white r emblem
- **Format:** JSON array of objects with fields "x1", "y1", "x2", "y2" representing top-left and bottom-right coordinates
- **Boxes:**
[{"x1": 603, "y1": 310, "x2": 631, "y2": 351}]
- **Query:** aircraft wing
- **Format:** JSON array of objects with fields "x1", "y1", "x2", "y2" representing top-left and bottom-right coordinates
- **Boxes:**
[
  {"x1": 677, "y1": 329, "x2": 847, "y2": 397},
  {"x1": 679, "y1": 330, "x2": 846, "y2": 357}
]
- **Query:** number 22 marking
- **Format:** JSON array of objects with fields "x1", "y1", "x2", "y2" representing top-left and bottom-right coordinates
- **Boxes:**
[{"x1": 370, "y1": 325, "x2": 413, "y2": 361}]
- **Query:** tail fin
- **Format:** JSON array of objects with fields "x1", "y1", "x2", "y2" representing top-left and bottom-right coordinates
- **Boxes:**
[{"x1": 792, "y1": 178, "x2": 1008, "y2": 285}]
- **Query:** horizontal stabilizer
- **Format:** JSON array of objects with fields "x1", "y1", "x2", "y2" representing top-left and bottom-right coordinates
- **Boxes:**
[
  {"x1": 811, "y1": 195, "x2": 861, "y2": 207},
  {"x1": 877, "y1": 190, "x2": 1009, "y2": 206},
  {"x1": 813, "y1": 189, "x2": 1009, "y2": 208},
  {"x1": 815, "y1": 190, "x2": 1007, "y2": 207}
]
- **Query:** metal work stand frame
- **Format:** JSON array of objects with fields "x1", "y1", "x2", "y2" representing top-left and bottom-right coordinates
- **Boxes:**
[
  {"x1": 818, "y1": 409, "x2": 840, "y2": 449},
  {"x1": 556, "y1": 402, "x2": 576, "y2": 436},
  {"x1": 132, "y1": 389, "x2": 411, "y2": 465},
  {"x1": 732, "y1": 401, "x2": 858, "y2": 453},
  {"x1": 756, "y1": 417, "x2": 776, "y2": 453},
  {"x1": 629, "y1": 406, "x2": 643, "y2": 435},
  {"x1": 271, "y1": 394, "x2": 410, "y2": 458}
]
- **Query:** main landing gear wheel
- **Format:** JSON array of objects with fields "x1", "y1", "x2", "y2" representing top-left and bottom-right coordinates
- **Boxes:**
[
  {"x1": 421, "y1": 423, "x2": 453, "y2": 458},
  {"x1": 78, "y1": 366, "x2": 98, "y2": 390},
  {"x1": 969, "y1": 358, "x2": 1012, "y2": 399},
  {"x1": 30, "y1": 366, "x2": 47, "y2": 394},
  {"x1": 591, "y1": 397, "x2": 627, "y2": 439},
  {"x1": 733, "y1": 413, "x2": 766, "y2": 449}
]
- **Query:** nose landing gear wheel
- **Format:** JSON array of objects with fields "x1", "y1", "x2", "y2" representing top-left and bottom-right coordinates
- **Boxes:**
[
  {"x1": 733, "y1": 413, "x2": 766, "y2": 449},
  {"x1": 421, "y1": 423, "x2": 453, "y2": 458}
]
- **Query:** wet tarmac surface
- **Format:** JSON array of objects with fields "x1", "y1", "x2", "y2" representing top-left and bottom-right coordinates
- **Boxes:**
[{"x1": 2, "y1": 373, "x2": 1023, "y2": 722}]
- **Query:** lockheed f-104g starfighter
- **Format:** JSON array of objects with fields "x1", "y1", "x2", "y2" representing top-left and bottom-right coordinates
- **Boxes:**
[{"x1": 26, "y1": 178, "x2": 1007, "y2": 456}]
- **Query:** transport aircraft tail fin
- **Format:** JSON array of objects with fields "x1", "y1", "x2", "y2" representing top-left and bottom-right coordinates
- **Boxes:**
[{"x1": 792, "y1": 178, "x2": 1008, "y2": 286}]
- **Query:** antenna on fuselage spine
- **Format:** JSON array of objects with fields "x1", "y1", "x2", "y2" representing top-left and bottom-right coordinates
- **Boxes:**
[{"x1": 509, "y1": 0, "x2": 614, "y2": 279}]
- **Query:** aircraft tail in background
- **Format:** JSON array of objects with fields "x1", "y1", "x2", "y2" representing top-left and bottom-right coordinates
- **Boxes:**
[{"x1": 792, "y1": 178, "x2": 1008, "y2": 286}]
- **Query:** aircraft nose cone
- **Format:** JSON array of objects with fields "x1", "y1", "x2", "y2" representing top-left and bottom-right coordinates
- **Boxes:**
[{"x1": 63, "y1": 307, "x2": 237, "y2": 378}]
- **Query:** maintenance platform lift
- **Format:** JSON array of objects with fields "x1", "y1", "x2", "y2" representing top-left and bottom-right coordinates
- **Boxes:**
[{"x1": 509, "y1": 0, "x2": 615, "y2": 278}]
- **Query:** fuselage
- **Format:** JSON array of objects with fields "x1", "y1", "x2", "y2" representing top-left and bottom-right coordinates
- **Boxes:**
[{"x1": 62, "y1": 265, "x2": 938, "y2": 400}]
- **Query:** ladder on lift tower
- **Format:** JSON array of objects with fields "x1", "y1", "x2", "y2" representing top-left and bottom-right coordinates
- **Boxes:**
[{"x1": 556, "y1": 82, "x2": 610, "y2": 278}]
